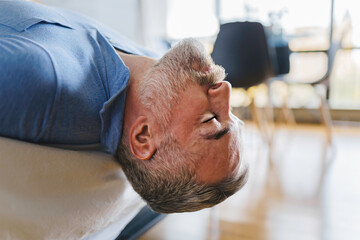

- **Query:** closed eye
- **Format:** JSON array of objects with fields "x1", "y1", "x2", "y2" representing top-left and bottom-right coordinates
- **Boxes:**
[{"x1": 202, "y1": 115, "x2": 216, "y2": 123}]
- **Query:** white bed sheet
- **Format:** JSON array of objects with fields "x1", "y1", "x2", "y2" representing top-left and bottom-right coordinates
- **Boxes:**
[{"x1": 0, "y1": 137, "x2": 145, "y2": 240}]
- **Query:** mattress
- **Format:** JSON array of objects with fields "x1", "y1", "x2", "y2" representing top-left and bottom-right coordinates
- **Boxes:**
[{"x1": 0, "y1": 137, "x2": 145, "y2": 240}]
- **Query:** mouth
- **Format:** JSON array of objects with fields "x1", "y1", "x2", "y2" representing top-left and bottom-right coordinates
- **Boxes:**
[{"x1": 210, "y1": 82, "x2": 222, "y2": 90}]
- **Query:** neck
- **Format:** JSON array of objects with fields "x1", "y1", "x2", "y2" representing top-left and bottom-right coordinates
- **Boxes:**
[
  {"x1": 116, "y1": 50, "x2": 156, "y2": 87},
  {"x1": 116, "y1": 50, "x2": 157, "y2": 135}
]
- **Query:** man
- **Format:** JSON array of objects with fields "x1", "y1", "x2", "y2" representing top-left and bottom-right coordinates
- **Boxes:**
[{"x1": 0, "y1": 0, "x2": 248, "y2": 215}]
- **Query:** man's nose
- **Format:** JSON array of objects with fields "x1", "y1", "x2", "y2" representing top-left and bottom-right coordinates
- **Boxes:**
[{"x1": 208, "y1": 81, "x2": 232, "y2": 121}]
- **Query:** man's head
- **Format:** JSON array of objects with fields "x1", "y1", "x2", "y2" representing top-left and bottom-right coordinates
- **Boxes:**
[{"x1": 116, "y1": 39, "x2": 248, "y2": 213}]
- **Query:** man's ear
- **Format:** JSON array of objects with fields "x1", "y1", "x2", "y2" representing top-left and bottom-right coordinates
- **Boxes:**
[{"x1": 128, "y1": 116, "x2": 157, "y2": 160}]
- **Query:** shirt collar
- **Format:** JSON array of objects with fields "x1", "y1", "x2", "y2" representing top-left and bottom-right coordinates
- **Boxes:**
[{"x1": 0, "y1": 1, "x2": 73, "y2": 32}]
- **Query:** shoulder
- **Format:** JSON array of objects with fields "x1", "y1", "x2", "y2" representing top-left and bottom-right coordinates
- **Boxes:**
[{"x1": 0, "y1": 35, "x2": 56, "y2": 85}]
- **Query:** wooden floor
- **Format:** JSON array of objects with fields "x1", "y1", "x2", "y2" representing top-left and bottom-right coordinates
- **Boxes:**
[{"x1": 140, "y1": 122, "x2": 360, "y2": 240}]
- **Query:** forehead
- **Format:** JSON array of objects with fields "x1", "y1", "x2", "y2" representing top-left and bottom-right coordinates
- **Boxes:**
[{"x1": 193, "y1": 122, "x2": 243, "y2": 184}]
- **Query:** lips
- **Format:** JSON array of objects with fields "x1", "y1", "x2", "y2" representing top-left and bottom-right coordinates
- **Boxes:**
[{"x1": 211, "y1": 82, "x2": 222, "y2": 89}]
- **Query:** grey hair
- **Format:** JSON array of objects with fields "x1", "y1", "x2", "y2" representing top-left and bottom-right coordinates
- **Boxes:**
[
  {"x1": 116, "y1": 132, "x2": 248, "y2": 213},
  {"x1": 116, "y1": 38, "x2": 247, "y2": 213},
  {"x1": 138, "y1": 38, "x2": 226, "y2": 128}
]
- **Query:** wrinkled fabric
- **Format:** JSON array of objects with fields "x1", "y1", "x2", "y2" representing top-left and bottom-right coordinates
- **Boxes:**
[{"x1": 0, "y1": 0, "x2": 157, "y2": 154}]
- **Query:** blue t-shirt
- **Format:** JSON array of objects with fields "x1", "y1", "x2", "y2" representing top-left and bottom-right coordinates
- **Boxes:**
[{"x1": 0, "y1": 0, "x2": 157, "y2": 154}]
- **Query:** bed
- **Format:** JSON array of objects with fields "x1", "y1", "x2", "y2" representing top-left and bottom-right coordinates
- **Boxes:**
[{"x1": 0, "y1": 136, "x2": 160, "y2": 240}]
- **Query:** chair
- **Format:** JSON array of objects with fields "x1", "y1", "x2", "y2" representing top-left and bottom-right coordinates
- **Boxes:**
[
  {"x1": 211, "y1": 21, "x2": 275, "y2": 144},
  {"x1": 268, "y1": 0, "x2": 346, "y2": 145},
  {"x1": 272, "y1": 30, "x2": 344, "y2": 145},
  {"x1": 212, "y1": 22, "x2": 273, "y2": 88},
  {"x1": 265, "y1": 29, "x2": 297, "y2": 127}
]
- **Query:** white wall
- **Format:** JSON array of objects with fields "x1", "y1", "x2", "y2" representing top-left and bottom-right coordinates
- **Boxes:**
[{"x1": 41, "y1": 0, "x2": 167, "y2": 53}]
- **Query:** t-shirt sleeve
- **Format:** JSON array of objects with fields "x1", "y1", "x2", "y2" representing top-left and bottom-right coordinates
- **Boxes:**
[{"x1": 0, "y1": 36, "x2": 57, "y2": 142}]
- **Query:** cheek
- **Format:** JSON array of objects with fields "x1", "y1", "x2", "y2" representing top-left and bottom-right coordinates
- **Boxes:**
[
  {"x1": 170, "y1": 110, "x2": 197, "y2": 144},
  {"x1": 170, "y1": 98, "x2": 208, "y2": 144}
]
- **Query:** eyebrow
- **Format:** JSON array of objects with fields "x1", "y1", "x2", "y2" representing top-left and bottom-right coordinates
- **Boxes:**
[{"x1": 205, "y1": 127, "x2": 231, "y2": 140}]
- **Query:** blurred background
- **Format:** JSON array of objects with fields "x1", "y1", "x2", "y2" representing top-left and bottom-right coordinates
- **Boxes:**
[
  {"x1": 42, "y1": 0, "x2": 360, "y2": 239},
  {"x1": 41, "y1": 0, "x2": 360, "y2": 115}
]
